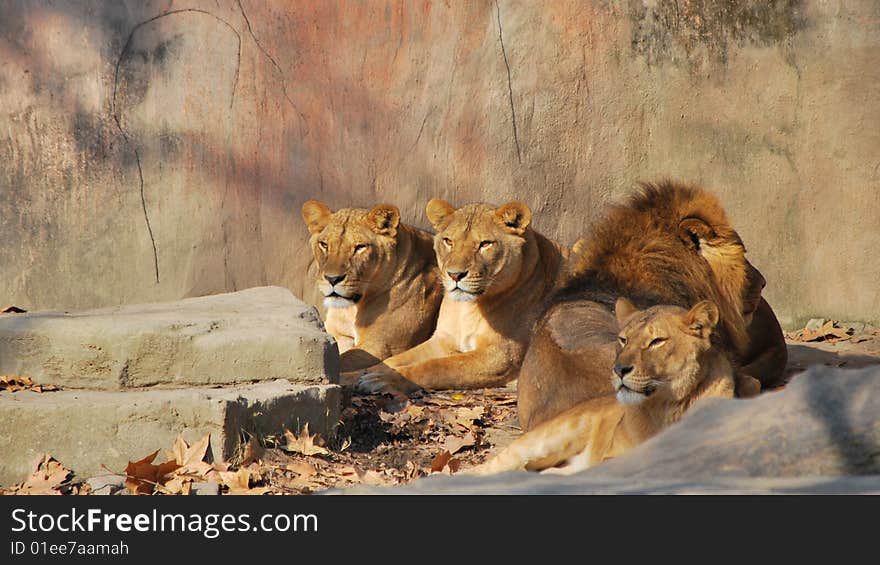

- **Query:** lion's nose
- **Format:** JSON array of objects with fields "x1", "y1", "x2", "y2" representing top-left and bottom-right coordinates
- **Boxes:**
[
  {"x1": 324, "y1": 274, "x2": 346, "y2": 286},
  {"x1": 447, "y1": 270, "x2": 468, "y2": 282},
  {"x1": 613, "y1": 363, "x2": 633, "y2": 378}
]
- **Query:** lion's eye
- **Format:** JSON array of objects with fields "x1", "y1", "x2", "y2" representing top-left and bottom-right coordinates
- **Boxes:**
[
  {"x1": 443, "y1": 237, "x2": 453, "y2": 247},
  {"x1": 649, "y1": 337, "x2": 667, "y2": 348},
  {"x1": 618, "y1": 336, "x2": 627, "y2": 347},
  {"x1": 354, "y1": 244, "x2": 369, "y2": 253},
  {"x1": 318, "y1": 241, "x2": 328, "y2": 251},
  {"x1": 479, "y1": 240, "x2": 494, "y2": 249}
]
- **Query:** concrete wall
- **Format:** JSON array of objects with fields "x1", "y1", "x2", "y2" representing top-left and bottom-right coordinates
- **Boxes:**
[{"x1": 1, "y1": 0, "x2": 878, "y2": 328}]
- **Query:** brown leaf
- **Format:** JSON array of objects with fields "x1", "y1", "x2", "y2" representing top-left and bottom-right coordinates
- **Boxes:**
[
  {"x1": 124, "y1": 450, "x2": 182, "y2": 495},
  {"x1": 281, "y1": 423, "x2": 329, "y2": 456},
  {"x1": 443, "y1": 432, "x2": 476, "y2": 455},
  {"x1": 12, "y1": 455, "x2": 72, "y2": 495},
  {"x1": 797, "y1": 321, "x2": 854, "y2": 343},
  {"x1": 162, "y1": 434, "x2": 213, "y2": 485},
  {"x1": 430, "y1": 450, "x2": 452, "y2": 473},
  {"x1": 286, "y1": 461, "x2": 317, "y2": 477},
  {"x1": 0, "y1": 375, "x2": 59, "y2": 393},
  {"x1": 441, "y1": 406, "x2": 485, "y2": 432},
  {"x1": 218, "y1": 468, "x2": 270, "y2": 495},
  {"x1": 240, "y1": 436, "x2": 264, "y2": 466},
  {"x1": 169, "y1": 434, "x2": 211, "y2": 468},
  {"x1": 0, "y1": 375, "x2": 33, "y2": 392},
  {"x1": 1, "y1": 305, "x2": 26, "y2": 314}
]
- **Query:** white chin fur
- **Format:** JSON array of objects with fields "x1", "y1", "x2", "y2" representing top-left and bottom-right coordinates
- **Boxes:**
[
  {"x1": 324, "y1": 296, "x2": 356, "y2": 309},
  {"x1": 616, "y1": 388, "x2": 647, "y2": 406},
  {"x1": 447, "y1": 288, "x2": 479, "y2": 302}
]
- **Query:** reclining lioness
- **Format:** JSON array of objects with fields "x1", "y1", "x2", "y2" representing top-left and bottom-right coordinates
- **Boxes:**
[
  {"x1": 301, "y1": 201, "x2": 443, "y2": 373},
  {"x1": 350, "y1": 199, "x2": 566, "y2": 394},
  {"x1": 517, "y1": 181, "x2": 787, "y2": 430},
  {"x1": 469, "y1": 299, "x2": 742, "y2": 475}
]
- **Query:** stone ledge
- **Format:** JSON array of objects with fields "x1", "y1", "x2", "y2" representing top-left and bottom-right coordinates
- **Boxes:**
[
  {"x1": 0, "y1": 380, "x2": 342, "y2": 485},
  {"x1": 0, "y1": 286, "x2": 339, "y2": 390}
]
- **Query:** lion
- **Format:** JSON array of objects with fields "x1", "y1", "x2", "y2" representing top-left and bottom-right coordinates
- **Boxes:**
[
  {"x1": 349, "y1": 199, "x2": 567, "y2": 394},
  {"x1": 301, "y1": 201, "x2": 443, "y2": 374},
  {"x1": 469, "y1": 298, "x2": 741, "y2": 476},
  {"x1": 516, "y1": 181, "x2": 787, "y2": 431}
]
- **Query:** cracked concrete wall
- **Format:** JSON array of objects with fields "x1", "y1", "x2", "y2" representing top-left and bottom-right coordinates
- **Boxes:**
[{"x1": 1, "y1": 0, "x2": 878, "y2": 327}]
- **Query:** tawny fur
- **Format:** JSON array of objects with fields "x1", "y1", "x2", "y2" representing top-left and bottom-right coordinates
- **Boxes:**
[
  {"x1": 301, "y1": 201, "x2": 443, "y2": 374},
  {"x1": 348, "y1": 199, "x2": 567, "y2": 394},
  {"x1": 470, "y1": 300, "x2": 740, "y2": 476},
  {"x1": 517, "y1": 180, "x2": 787, "y2": 430}
]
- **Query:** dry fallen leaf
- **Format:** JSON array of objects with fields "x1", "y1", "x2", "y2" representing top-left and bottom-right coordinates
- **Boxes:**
[
  {"x1": 281, "y1": 423, "x2": 330, "y2": 456},
  {"x1": 240, "y1": 435, "x2": 264, "y2": 466},
  {"x1": 0, "y1": 375, "x2": 60, "y2": 393},
  {"x1": 166, "y1": 434, "x2": 213, "y2": 473},
  {"x1": 286, "y1": 461, "x2": 318, "y2": 477},
  {"x1": 11, "y1": 455, "x2": 72, "y2": 495},
  {"x1": 442, "y1": 406, "x2": 484, "y2": 432},
  {"x1": 443, "y1": 432, "x2": 476, "y2": 455},
  {"x1": 429, "y1": 450, "x2": 461, "y2": 474},
  {"x1": 0, "y1": 375, "x2": 33, "y2": 392},
  {"x1": 218, "y1": 468, "x2": 270, "y2": 495},
  {"x1": 795, "y1": 320, "x2": 854, "y2": 343},
  {"x1": 124, "y1": 450, "x2": 181, "y2": 495}
]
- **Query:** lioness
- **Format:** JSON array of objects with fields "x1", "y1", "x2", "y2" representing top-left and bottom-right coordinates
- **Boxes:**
[
  {"x1": 517, "y1": 181, "x2": 787, "y2": 430},
  {"x1": 350, "y1": 199, "x2": 566, "y2": 394},
  {"x1": 469, "y1": 299, "x2": 741, "y2": 475},
  {"x1": 301, "y1": 201, "x2": 443, "y2": 374}
]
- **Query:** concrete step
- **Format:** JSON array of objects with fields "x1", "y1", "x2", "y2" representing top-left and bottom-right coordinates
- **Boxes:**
[
  {"x1": 0, "y1": 286, "x2": 339, "y2": 390},
  {"x1": 0, "y1": 380, "x2": 341, "y2": 485}
]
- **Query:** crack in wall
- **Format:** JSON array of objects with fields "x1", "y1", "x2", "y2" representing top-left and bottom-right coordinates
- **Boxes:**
[
  {"x1": 236, "y1": 0, "x2": 309, "y2": 135},
  {"x1": 494, "y1": 0, "x2": 522, "y2": 164},
  {"x1": 111, "y1": 8, "x2": 242, "y2": 284},
  {"x1": 409, "y1": 108, "x2": 432, "y2": 153}
]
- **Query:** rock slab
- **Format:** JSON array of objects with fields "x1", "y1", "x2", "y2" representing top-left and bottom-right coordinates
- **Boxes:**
[
  {"x1": 0, "y1": 286, "x2": 339, "y2": 390},
  {"x1": 0, "y1": 380, "x2": 341, "y2": 485}
]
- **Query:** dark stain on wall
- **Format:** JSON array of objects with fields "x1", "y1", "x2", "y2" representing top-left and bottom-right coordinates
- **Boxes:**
[
  {"x1": 71, "y1": 110, "x2": 113, "y2": 162},
  {"x1": 629, "y1": 0, "x2": 806, "y2": 67}
]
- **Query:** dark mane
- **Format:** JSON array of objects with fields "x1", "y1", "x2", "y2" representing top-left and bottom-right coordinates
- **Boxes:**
[{"x1": 553, "y1": 180, "x2": 749, "y2": 355}]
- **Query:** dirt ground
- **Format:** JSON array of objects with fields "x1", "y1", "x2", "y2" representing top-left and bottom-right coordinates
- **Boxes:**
[
  {"x1": 245, "y1": 321, "x2": 880, "y2": 495},
  {"x1": 2, "y1": 322, "x2": 879, "y2": 495}
]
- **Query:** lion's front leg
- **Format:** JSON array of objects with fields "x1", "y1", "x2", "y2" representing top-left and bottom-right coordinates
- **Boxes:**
[
  {"x1": 350, "y1": 338, "x2": 453, "y2": 394},
  {"x1": 389, "y1": 347, "x2": 515, "y2": 391}
]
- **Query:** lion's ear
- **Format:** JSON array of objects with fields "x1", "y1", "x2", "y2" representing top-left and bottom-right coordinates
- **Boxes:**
[
  {"x1": 615, "y1": 297, "x2": 640, "y2": 325},
  {"x1": 678, "y1": 217, "x2": 716, "y2": 251},
  {"x1": 683, "y1": 300, "x2": 720, "y2": 338},
  {"x1": 495, "y1": 202, "x2": 531, "y2": 235},
  {"x1": 426, "y1": 199, "x2": 456, "y2": 230},
  {"x1": 302, "y1": 201, "x2": 332, "y2": 235},
  {"x1": 366, "y1": 204, "x2": 400, "y2": 237}
]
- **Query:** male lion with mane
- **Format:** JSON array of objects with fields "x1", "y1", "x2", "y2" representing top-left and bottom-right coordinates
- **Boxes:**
[
  {"x1": 517, "y1": 181, "x2": 787, "y2": 431},
  {"x1": 349, "y1": 198, "x2": 566, "y2": 394},
  {"x1": 302, "y1": 201, "x2": 443, "y2": 374}
]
